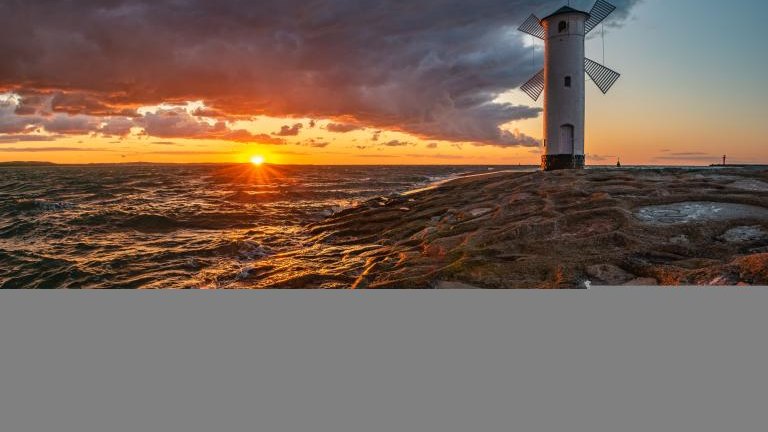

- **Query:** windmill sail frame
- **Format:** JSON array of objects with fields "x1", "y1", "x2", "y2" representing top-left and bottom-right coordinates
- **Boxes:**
[
  {"x1": 518, "y1": 14, "x2": 545, "y2": 39},
  {"x1": 520, "y1": 69, "x2": 545, "y2": 101},
  {"x1": 585, "y1": 0, "x2": 617, "y2": 34},
  {"x1": 584, "y1": 58, "x2": 621, "y2": 94}
]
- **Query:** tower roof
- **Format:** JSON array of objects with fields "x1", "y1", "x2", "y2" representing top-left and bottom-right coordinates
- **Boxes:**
[{"x1": 541, "y1": 6, "x2": 590, "y2": 22}]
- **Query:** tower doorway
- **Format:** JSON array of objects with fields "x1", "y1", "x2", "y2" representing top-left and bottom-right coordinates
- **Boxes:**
[{"x1": 560, "y1": 124, "x2": 575, "y2": 155}]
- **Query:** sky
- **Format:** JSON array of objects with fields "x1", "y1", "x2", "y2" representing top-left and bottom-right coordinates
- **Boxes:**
[{"x1": 0, "y1": 0, "x2": 766, "y2": 165}]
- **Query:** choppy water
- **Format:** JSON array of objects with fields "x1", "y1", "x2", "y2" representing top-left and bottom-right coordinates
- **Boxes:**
[{"x1": 0, "y1": 164, "x2": 527, "y2": 288}]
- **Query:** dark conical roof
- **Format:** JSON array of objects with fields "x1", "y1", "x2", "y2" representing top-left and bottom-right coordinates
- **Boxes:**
[{"x1": 541, "y1": 5, "x2": 590, "y2": 22}]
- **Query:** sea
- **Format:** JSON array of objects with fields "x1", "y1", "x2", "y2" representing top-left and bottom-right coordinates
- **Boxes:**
[{"x1": 0, "y1": 164, "x2": 533, "y2": 288}]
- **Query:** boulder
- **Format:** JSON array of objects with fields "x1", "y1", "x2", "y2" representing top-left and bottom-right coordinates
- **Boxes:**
[
  {"x1": 586, "y1": 264, "x2": 635, "y2": 285},
  {"x1": 623, "y1": 278, "x2": 659, "y2": 286}
]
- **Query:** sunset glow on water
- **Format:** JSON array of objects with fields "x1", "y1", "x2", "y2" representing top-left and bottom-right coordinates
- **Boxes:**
[
  {"x1": 0, "y1": 164, "x2": 526, "y2": 288},
  {"x1": 1, "y1": 0, "x2": 767, "y2": 289}
]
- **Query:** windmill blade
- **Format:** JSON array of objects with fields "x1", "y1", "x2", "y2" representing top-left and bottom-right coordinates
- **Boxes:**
[
  {"x1": 585, "y1": 58, "x2": 620, "y2": 94},
  {"x1": 585, "y1": 0, "x2": 617, "y2": 34},
  {"x1": 518, "y1": 14, "x2": 545, "y2": 39},
  {"x1": 520, "y1": 69, "x2": 545, "y2": 101}
]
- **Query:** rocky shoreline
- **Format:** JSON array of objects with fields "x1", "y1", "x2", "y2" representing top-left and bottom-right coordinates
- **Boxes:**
[{"x1": 240, "y1": 168, "x2": 768, "y2": 288}]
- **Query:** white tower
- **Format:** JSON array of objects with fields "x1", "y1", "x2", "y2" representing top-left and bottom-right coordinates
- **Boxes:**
[{"x1": 518, "y1": 1, "x2": 621, "y2": 171}]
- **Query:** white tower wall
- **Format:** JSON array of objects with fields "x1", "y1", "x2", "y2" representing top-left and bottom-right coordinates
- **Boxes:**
[{"x1": 542, "y1": 12, "x2": 587, "y2": 170}]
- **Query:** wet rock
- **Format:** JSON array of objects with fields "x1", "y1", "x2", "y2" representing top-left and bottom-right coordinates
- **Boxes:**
[
  {"x1": 468, "y1": 208, "x2": 494, "y2": 218},
  {"x1": 586, "y1": 264, "x2": 635, "y2": 285},
  {"x1": 623, "y1": 278, "x2": 659, "y2": 286},
  {"x1": 669, "y1": 235, "x2": 690, "y2": 245},
  {"x1": 435, "y1": 281, "x2": 483, "y2": 289},
  {"x1": 635, "y1": 202, "x2": 768, "y2": 225},
  {"x1": 729, "y1": 179, "x2": 768, "y2": 192},
  {"x1": 718, "y1": 226, "x2": 768, "y2": 243},
  {"x1": 246, "y1": 168, "x2": 768, "y2": 288},
  {"x1": 410, "y1": 227, "x2": 438, "y2": 241},
  {"x1": 733, "y1": 253, "x2": 768, "y2": 283},
  {"x1": 708, "y1": 275, "x2": 738, "y2": 286}
]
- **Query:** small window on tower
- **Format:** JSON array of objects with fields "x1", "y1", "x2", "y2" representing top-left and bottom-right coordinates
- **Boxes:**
[
  {"x1": 565, "y1": 76, "x2": 572, "y2": 87},
  {"x1": 558, "y1": 21, "x2": 568, "y2": 33}
]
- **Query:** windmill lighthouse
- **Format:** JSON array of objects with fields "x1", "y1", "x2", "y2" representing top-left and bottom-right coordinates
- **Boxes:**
[{"x1": 518, "y1": 0, "x2": 621, "y2": 171}]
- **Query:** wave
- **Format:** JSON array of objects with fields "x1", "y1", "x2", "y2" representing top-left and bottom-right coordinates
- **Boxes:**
[
  {"x1": 9, "y1": 199, "x2": 75, "y2": 213},
  {"x1": 0, "y1": 164, "x2": 502, "y2": 288}
]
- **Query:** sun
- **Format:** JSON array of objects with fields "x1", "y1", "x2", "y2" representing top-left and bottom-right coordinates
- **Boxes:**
[{"x1": 250, "y1": 155, "x2": 265, "y2": 166}]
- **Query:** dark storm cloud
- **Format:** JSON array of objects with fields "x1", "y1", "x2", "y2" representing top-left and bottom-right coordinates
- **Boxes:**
[
  {"x1": 2, "y1": 96, "x2": 286, "y2": 143},
  {"x1": 0, "y1": 0, "x2": 640, "y2": 146},
  {"x1": 137, "y1": 108, "x2": 286, "y2": 144}
]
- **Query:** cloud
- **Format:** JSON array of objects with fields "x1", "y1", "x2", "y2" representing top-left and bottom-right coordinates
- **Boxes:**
[
  {"x1": 147, "y1": 150, "x2": 238, "y2": 155},
  {"x1": 426, "y1": 142, "x2": 439, "y2": 149},
  {"x1": 99, "y1": 117, "x2": 135, "y2": 137},
  {"x1": 405, "y1": 153, "x2": 464, "y2": 160},
  {"x1": 191, "y1": 107, "x2": 230, "y2": 118},
  {"x1": 0, "y1": 0, "x2": 641, "y2": 148},
  {"x1": 2, "y1": 97, "x2": 287, "y2": 144},
  {"x1": 326, "y1": 123, "x2": 363, "y2": 133},
  {"x1": 138, "y1": 108, "x2": 286, "y2": 144},
  {"x1": 274, "y1": 150, "x2": 311, "y2": 156},
  {"x1": 42, "y1": 114, "x2": 102, "y2": 135},
  {"x1": 381, "y1": 140, "x2": 415, "y2": 147},
  {"x1": 0, "y1": 146, "x2": 110, "y2": 152},
  {"x1": 273, "y1": 123, "x2": 303, "y2": 136},
  {"x1": 301, "y1": 138, "x2": 331, "y2": 148},
  {"x1": 1, "y1": 99, "x2": 39, "y2": 133},
  {"x1": 0, "y1": 134, "x2": 62, "y2": 143}
]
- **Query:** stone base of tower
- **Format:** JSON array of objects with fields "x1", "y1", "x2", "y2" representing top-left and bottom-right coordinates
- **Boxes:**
[{"x1": 541, "y1": 154, "x2": 585, "y2": 171}]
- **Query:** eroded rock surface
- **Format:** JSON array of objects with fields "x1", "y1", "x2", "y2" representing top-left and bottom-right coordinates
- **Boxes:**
[
  {"x1": 635, "y1": 202, "x2": 768, "y2": 225},
  {"x1": 237, "y1": 168, "x2": 768, "y2": 288},
  {"x1": 729, "y1": 179, "x2": 768, "y2": 192},
  {"x1": 586, "y1": 264, "x2": 635, "y2": 285},
  {"x1": 718, "y1": 226, "x2": 768, "y2": 243}
]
